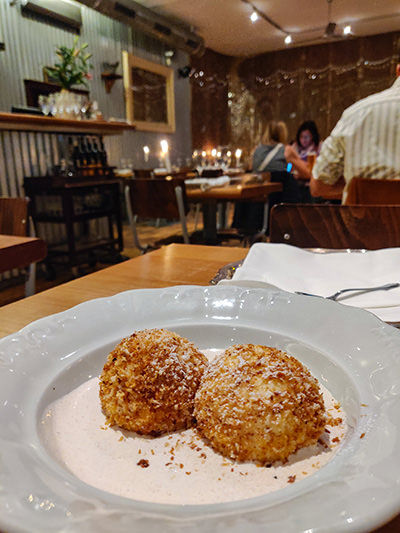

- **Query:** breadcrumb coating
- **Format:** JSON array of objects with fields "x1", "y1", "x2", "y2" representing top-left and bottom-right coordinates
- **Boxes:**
[
  {"x1": 194, "y1": 344, "x2": 327, "y2": 464},
  {"x1": 99, "y1": 329, "x2": 208, "y2": 435}
]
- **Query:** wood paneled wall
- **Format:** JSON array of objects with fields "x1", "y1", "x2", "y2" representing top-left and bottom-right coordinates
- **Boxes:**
[{"x1": 191, "y1": 31, "x2": 400, "y2": 163}]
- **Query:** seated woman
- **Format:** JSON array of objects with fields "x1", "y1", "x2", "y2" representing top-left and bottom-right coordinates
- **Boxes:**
[
  {"x1": 293, "y1": 120, "x2": 321, "y2": 163},
  {"x1": 232, "y1": 120, "x2": 310, "y2": 237},
  {"x1": 252, "y1": 120, "x2": 311, "y2": 178},
  {"x1": 291, "y1": 120, "x2": 322, "y2": 202}
]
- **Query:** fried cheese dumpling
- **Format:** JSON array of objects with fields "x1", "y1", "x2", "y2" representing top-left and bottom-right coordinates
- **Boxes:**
[
  {"x1": 99, "y1": 328, "x2": 208, "y2": 435},
  {"x1": 194, "y1": 344, "x2": 326, "y2": 464}
]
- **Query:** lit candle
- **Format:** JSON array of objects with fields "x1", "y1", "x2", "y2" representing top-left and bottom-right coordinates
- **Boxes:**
[
  {"x1": 211, "y1": 148, "x2": 217, "y2": 163},
  {"x1": 235, "y1": 148, "x2": 242, "y2": 168},
  {"x1": 143, "y1": 145, "x2": 150, "y2": 162},
  {"x1": 160, "y1": 139, "x2": 171, "y2": 172},
  {"x1": 226, "y1": 150, "x2": 232, "y2": 167},
  {"x1": 201, "y1": 150, "x2": 207, "y2": 165}
]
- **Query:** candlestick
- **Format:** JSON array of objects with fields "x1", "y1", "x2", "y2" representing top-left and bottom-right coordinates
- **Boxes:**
[{"x1": 143, "y1": 145, "x2": 150, "y2": 163}]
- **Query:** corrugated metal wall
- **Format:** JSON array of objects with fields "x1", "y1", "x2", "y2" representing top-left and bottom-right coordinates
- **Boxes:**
[
  {"x1": 0, "y1": 0, "x2": 192, "y2": 279},
  {"x1": 0, "y1": 0, "x2": 192, "y2": 187}
]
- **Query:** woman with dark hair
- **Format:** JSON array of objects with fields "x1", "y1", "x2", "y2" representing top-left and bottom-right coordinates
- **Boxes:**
[
  {"x1": 291, "y1": 120, "x2": 322, "y2": 202},
  {"x1": 293, "y1": 120, "x2": 321, "y2": 162}
]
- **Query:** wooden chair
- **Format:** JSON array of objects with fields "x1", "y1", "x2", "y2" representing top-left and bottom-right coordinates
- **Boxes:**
[
  {"x1": 133, "y1": 169, "x2": 154, "y2": 178},
  {"x1": 269, "y1": 204, "x2": 400, "y2": 249},
  {"x1": 344, "y1": 177, "x2": 400, "y2": 205},
  {"x1": 0, "y1": 197, "x2": 38, "y2": 296},
  {"x1": 124, "y1": 178, "x2": 190, "y2": 253}
]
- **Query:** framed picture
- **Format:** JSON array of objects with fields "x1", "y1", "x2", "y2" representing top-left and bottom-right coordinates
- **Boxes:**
[{"x1": 122, "y1": 51, "x2": 175, "y2": 133}]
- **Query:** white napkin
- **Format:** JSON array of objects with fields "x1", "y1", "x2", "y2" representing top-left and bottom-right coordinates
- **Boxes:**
[
  {"x1": 230, "y1": 243, "x2": 400, "y2": 320},
  {"x1": 185, "y1": 176, "x2": 230, "y2": 188}
]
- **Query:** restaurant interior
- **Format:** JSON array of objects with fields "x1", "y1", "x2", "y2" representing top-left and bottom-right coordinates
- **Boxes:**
[{"x1": 1, "y1": 1, "x2": 400, "y2": 532}]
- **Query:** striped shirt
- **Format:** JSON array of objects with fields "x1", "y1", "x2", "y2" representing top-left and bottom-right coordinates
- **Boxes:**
[{"x1": 313, "y1": 76, "x2": 400, "y2": 202}]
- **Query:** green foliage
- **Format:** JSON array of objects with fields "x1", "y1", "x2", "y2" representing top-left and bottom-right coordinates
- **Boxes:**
[{"x1": 45, "y1": 36, "x2": 93, "y2": 90}]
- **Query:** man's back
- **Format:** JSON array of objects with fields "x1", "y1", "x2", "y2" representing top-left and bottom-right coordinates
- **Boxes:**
[{"x1": 312, "y1": 74, "x2": 400, "y2": 202}]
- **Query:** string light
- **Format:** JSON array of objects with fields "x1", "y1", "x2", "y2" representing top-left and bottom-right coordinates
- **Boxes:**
[{"x1": 250, "y1": 10, "x2": 258, "y2": 23}]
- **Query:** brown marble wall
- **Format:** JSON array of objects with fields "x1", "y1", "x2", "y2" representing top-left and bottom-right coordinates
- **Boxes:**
[{"x1": 191, "y1": 31, "x2": 400, "y2": 164}]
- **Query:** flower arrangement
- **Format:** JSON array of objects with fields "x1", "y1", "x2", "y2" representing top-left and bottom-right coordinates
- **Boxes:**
[{"x1": 45, "y1": 36, "x2": 93, "y2": 90}]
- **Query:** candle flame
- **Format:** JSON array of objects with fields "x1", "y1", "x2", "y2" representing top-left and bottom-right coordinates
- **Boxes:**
[{"x1": 160, "y1": 140, "x2": 169, "y2": 154}]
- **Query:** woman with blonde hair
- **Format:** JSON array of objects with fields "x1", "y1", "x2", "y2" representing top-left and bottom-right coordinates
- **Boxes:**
[
  {"x1": 232, "y1": 120, "x2": 310, "y2": 238},
  {"x1": 252, "y1": 120, "x2": 311, "y2": 178}
]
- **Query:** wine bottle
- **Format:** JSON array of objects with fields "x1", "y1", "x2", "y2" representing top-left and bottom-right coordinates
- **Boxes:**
[
  {"x1": 91, "y1": 136, "x2": 101, "y2": 168},
  {"x1": 78, "y1": 137, "x2": 88, "y2": 168},
  {"x1": 99, "y1": 138, "x2": 108, "y2": 167}
]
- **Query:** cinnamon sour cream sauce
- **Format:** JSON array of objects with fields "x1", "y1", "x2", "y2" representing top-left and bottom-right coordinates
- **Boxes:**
[{"x1": 40, "y1": 346, "x2": 347, "y2": 505}]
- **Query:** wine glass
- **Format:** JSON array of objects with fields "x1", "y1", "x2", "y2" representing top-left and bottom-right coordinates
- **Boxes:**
[{"x1": 38, "y1": 95, "x2": 50, "y2": 116}]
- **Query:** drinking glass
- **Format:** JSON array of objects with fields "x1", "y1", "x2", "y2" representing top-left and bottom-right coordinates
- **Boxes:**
[{"x1": 38, "y1": 95, "x2": 50, "y2": 116}]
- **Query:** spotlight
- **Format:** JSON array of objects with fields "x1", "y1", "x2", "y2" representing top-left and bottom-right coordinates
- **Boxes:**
[
  {"x1": 284, "y1": 35, "x2": 292, "y2": 45},
  {"x1": 250, "y1": 10, "x2": 258, "y2": 23},
  {"x1": 178, "y1": 65, "x2": 193, "y2": 78}
]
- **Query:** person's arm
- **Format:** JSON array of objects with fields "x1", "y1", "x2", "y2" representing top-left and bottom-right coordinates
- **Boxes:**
[
  {"x1": 284, "y1": 145, "x2": 311, "y2": 180},
  {"x1": 310, "y1": 176, "x2": 345, "y2": 199},
  {"x1": 312, "y1": 130, "x2": 345, "y2": 185}
]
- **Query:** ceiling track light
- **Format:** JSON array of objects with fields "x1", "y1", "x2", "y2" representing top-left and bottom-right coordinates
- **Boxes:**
[{"x1": 241, "y1": 0, "x2": 286, "y2": 33}]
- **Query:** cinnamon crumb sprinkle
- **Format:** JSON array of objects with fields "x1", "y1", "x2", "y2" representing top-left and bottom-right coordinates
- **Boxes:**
[
  {"x1": 332, "y1": 437, "x2": 340, "y2": 443},
  {"x1": 360, "y1": 432, "x2": 365, "y2": 439},
  {"x1": 288, "y1": 475, "x2": 296, "y2": 483},
  {"x1": 137, "y1": 459, "x2": 150, "y2": 468}
]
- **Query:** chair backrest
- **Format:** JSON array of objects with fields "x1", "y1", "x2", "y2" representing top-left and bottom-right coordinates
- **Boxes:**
[
  {"x1": 133, "y1": 169, "x2": 154, "y2": 178},
  {"x1": 126, "y1": 177, "x2": 189, "y2": 219},
  {"x1": 200, "y1": 168, "x2": 223, "y2": 178},
  {"x1": 268, "y1": 171, "x2": 302, "y2": 208},
  {"x1": 0, "y1": 197, "x2": 30, "y2": 236},
  {"x1": 269, "y1": 203, "x2": 400, "y2": 249},
  {"x1": 344, "y1": 178, "x2": 400, "y2": 205}
]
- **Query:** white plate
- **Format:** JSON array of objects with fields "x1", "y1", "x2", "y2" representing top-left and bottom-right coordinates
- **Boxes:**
[{"x1": 1, "y1": 285, "x2": 400, "y2": 533}]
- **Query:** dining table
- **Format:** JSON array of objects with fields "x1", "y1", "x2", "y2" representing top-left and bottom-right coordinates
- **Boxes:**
[
  {"x1": 0, "y1": 234, "x2": 47, "y2": 273},
  {"x1": 0, "y1": 242, "x2": 398, "y2": 533},
  {"x1": 186, "y1": 178, "x2": 283, "y2": 243}
]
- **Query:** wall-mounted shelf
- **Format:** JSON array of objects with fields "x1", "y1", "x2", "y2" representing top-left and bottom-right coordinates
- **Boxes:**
[
  {"x1": 0, "y1": 112, "x2": 135, "y2": 135},
  {"x1": 101, "y1": 72, "x2": 123, "y2": 94}
]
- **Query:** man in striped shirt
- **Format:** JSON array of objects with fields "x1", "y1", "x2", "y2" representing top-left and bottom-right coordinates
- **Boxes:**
[{"x1": 310, "y1": 60, "x2": 400, "y2": 203}]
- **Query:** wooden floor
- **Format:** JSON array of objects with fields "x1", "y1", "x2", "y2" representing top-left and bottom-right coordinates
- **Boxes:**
[{"x1": 0, "y1": 208, "x2": 248, "y2": 307}]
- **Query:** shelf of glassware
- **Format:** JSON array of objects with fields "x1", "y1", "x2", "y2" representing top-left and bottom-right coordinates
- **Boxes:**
[{"x1": 0, "y1": 112, "x2": 135, "y2": 135}]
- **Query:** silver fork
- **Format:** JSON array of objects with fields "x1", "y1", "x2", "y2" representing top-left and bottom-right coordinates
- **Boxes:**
[{"x1": 296, "y1": 282, "x2": 400, "y2": 301}]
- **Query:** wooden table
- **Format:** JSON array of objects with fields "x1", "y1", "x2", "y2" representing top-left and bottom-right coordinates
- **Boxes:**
[
  {"x1": 0, "y1": 243, "x2": 398, "y2": 532},
  {"x1": 186, "y1": 181, "x2": 282, "y2": 243},
  {"x1": 0, "y1": 244, "x2": 246, "y2": 338},
  {"x1": 0, "y1": 234, "x2": 47, "y2": 273}
]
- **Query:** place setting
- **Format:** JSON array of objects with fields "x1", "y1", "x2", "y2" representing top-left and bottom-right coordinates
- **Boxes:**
[{"x1": 217, "y1": 242, "x2": 400, "y2": 326}]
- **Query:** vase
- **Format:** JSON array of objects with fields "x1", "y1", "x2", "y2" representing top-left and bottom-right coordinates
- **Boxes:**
[{"x1": 54, "y1": 89, "x2": 79, "y2": 119}]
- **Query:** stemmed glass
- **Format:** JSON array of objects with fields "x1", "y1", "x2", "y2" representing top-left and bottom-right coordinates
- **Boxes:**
[{"x1": 38, "y1": 95, "x2": 50, "y2": 116}]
